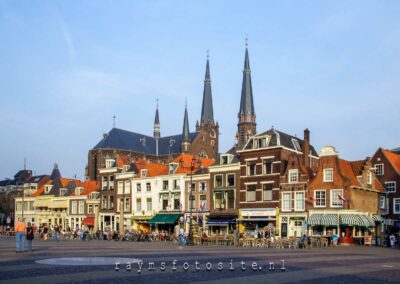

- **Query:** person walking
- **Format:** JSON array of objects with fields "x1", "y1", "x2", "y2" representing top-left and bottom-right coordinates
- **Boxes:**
[
  {"x1": 54, "y1": 223, "x2": 60, "y2": 242},
  {"x1": 15, "y1": 218, "x2": 26, "y2": 253},
  {"x1": 26, "y1": 222, "x2": 34, "y2": 252},
  {"x1": 43, "y1": 224, "x2": 48, "y2": 240}
]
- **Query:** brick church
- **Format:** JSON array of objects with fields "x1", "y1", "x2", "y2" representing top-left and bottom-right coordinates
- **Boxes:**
[{"x1": 86, "y1": 56, "x2": 219, "y2": 181}]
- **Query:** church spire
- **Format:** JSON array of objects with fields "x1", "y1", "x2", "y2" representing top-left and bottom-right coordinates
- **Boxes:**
[
  {"x1": 182, "y1": 99, "x2": 190, "y2": 153},
  {"x1": 153, "y1": 99, "x2": 160, "y2": 139},
  {"x1": 182, "y1": 99, "x2": 190, "y2": 140},
  {"x1": 237, "y1": 38, "x2": 257, "y2": 149},
  {"x1": 200, "y1": 50, "x2": 214, "y2": 125}
]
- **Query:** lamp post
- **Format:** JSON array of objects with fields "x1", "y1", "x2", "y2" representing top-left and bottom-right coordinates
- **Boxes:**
[{"x1": 179, "y1": 156, "x2": 201, "y2": 245}]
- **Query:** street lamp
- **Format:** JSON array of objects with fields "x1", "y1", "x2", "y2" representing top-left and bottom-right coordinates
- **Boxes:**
[{"x1": 179, "y1": 156, "x2": 202, "y2": 245}]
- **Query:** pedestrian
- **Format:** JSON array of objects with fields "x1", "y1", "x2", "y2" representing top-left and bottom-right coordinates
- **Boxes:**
[
  {"x1": 389, "y1": 233, "x2": 396, "y2": 248},
  {"x1": 15, "y1": 217, "x2": 26, "y2": 253},
  {"x1": 54, "y1": 223, "x2": 60, "y2": 241},
  {"x1": 43, "y1": 224, "x2": 48, "y2": 240},
  {"x1": 26, "y1": 222, "x2": 34, "y2": 252}
]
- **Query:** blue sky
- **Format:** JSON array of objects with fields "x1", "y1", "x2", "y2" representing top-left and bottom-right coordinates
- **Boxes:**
[{"x1": 1, "y1": 0, "x2": 399, "y2": 180}]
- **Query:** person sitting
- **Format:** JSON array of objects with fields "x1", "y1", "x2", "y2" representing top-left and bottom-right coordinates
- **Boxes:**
[{"x1": 332, "y1": 234, "x2": 339, "y2": 246}]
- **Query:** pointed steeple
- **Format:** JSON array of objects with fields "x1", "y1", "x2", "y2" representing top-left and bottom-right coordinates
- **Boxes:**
[
  {"x1": 200, "y1": 50, "x2": 214, "y2": 124},
  {"x1": 50, "y1": 163, "x2": 62, "y2": 181},
  {"x1": 153, "y1": 99, "x2": 160, "y2": 139},
  {"x1": 238, "y1": 39, "x2": 255, "y2": 123},
  {"x1": 237, "y1": 38, "x2": 257, "y2": 150},
  {"x1": 182, "y1": 99, "x2": 190, "y2": 141}
]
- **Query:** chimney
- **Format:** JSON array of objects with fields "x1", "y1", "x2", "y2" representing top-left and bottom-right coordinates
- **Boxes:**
[{"x1": 303, "y1": 128, "x2": 310, "y2": 167}]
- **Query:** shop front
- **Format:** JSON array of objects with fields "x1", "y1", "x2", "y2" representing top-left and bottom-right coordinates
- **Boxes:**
[
  {"x1": 307, "y1": 210, "x2": 376, "y2": 244},
  {"x1": 148, "y1": 213, "x2": 182, "y2": 235},
  {"x1": 131, "y1": 216, "x2": 152, "y2": 233},
  {"x1": 206, "y1": 215, "x2": 236, "y2": 237},
  {"x1": 279, "y1": 213, "x2": 307, "y2": 238},
  {"x1": 238, "y1": 208, "x2": 276, "y2": 237}
]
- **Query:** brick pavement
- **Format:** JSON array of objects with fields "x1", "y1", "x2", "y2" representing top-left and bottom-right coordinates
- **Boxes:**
[{"x1": 0, "y1": 236, "x2": 399, "y2": 283}]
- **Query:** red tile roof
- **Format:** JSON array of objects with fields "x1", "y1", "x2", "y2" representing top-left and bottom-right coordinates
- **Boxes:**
[
  {"x1": 339, "y1": 159, "x2": 362, "y2": 187},
  {"x1": 133, "y1": 160, "x2": 169, "y2": 177},
  {"x1": 382, "y1": 148, "x2": 400, "y2": 175},
  {"x1": 173, "y1": 153, "x2": 215, "y2": 174},
  {"x1": 32, "y1": 180, "x2": 52, "y2": 197},
  {"x1": 349, "y1": 160, "x2": 365, "y2": 176}
]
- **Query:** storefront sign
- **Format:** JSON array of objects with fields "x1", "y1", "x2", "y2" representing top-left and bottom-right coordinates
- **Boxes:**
[
  {"x1": 364, "y1": 235, "x2": 372, "y2": 246},
  {"x1": 241, "y1": 210, "x2": 276, "y2": 217}
]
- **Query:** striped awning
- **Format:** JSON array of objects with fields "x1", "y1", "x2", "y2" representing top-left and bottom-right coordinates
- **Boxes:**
[
  {"x1": 358, "y1": 215, "x2": 375, "y2": 227},
  {"x1": 372, "y1": 215, "x2": 384, "y2": 223},
  {"x1": 339, "y1": 214, "x2": 363, "y2": 226},
  {"x1": 320, "y1": 214, "x2": 338, "y2": 226},
  {"x1": 307, "y1": 214, "x2": 323, "y2": 226}
]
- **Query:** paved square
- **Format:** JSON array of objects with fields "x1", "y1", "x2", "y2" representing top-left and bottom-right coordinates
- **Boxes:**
[{"x1": 0, "y1": 236, "x2": 399, "y2": 284}]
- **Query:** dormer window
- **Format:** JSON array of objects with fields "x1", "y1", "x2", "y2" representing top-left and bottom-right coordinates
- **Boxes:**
[
  {"x1": 288, "y1": 169, "x2": 298, "y2": 183},
  {"x1": 220, "y1": 154, "x2": 234, "y2": 165},
  {"x1": 323, "y1": 168, "x2": 334, "y2": 182},
  {"x1": 292, "y1": 138, "x2": 301, "y2": 152},
  {"x1": 44, "y1": 185, "x2": 53, "y2": 194},
  {"x1": 60, "y1": 188, "x2": 67, "y2": 196},
  {"x1": 141, "y1": 169, "x2": 148, "y2": 177},
  {"x1": 75, "y1": 187, "x2": 83, "y2": 196},
  {"x1": 123, "y1": 165, "x2": 129, "y2": 172},
  {"x1": 169, "y1": 163, "x2": 178, "y2": 174},
  {"x1": 105, "y1": 159, "x2": 115, "y2": 168},
  {"x1": 140, "y1": 137, "x2": 146, "y2": 146},
  {"x1": 90, "y1": 192, "x2": 99, "y2": 199},
  {"x1": 253, "y1": 136, "x2": 270, "y2": 149}
]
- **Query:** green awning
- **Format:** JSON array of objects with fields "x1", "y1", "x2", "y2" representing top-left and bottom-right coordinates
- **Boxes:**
[
  {"x1": 148, "y1": 213, "x2": 182, "y2": 224},
  {"x1": 307, "y1": 214, "x2": 323, "y2": 226},
  {"x1": 340, "y1": 214, "x2": 363, "y2": 226},
  {"x1": 321, "y1": 214, "x2": 338, "y2": 226},
  {"x1": 358, "y1": 215, "x2": 375, "y2": 227},
  {"x1": 372, "y1": 215, "x2": 384, "y2": 223}
]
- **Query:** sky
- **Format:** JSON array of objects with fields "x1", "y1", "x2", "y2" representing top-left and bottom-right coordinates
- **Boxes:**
[{"x1": 0, "y1": 0, "x2": 399, "y2": 180}]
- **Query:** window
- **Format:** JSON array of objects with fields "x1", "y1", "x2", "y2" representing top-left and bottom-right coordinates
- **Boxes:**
[
  {"x1": 263, "y1": 159, "x2": 273, "y2": 175},
  {"x1": 247, "y1": 162, "x2": 257, "y2": 176},
  {"x1": 169, "y1": 163, "x2": 178, "y2": 174},
  {"x1": 189, "y1": 196, "x2": 195, "y2": 210},
  {"x1": 323, "y1": 169, "x2": 333, "y2": 182},
  {"x1": 146, "y1": 182, "x2": 151, "y2": 192},
  {"x1": 214, "y1": 192, "x2": 223, "y2": 209},
  {"x1": 162, "y1": 180, "x2": 169, "y2": 190},
  {"x1": 246, "y1": 185, "x2": 256, "y2": 202},
  {"x1": 123, "y1": 165, "x2": 129, "y2": 172},
  {"x1": 88, "y1": 204, "x2": 93, "y2": 214},
  {"x1": 90, "y1": 192, "x2": 99, "y2": 199},
  {"x1": 314, "y1": 190, "x2": 326, "y2": 207},
  {"x1": 385, "y1": 181, "x2": 396, "y2": 193},
  {"x1": 227, "y1": 174, "x2": 235, "y2": 187},
  {"x1": 125, "y1": 197, "x2": 130, "y2": 211},
  {"x1": 101, "y1": 196, "x2": 107, "y2": 210},
  {"x1": 331, "y1": 189, "x2": 344, "y2": 207},
  {"x1": 75, "y1": 187, "x2": 83, "y2": 196},
  {"x1": 102, "y1": 176, "x2": 107, "y2": 190},
  {"x1": 141, "y1": 169, "x2": 148, "y2": 177},
  {"x1": 174, "y1": 197, "x2": 180, "y2": 210},
  {"x1": 367, "y1": 171, "x2": 372, "y2": 185},
  {"x1": 190, "y1": 183, "x2": 196, "y2": 192},
  {"x1": 394, "y1": 199, "x2": 400, "y2": 214},
  {"x1": 295, "y1": 192, "x2": 305, "y2": 211},
  {"x1": 173, "y1": 179, "x2": 180, "y2": 190},
  {"x1": 292, "y1": 139, "x2": 301, "y2": 152},
  {"x1": 375, "y1": 164, "x2": 384, "y2": 176},
  {"x1": 136, "y1": 183, "x2": 141, "y2": 192},
  {"x1": 288, "y1": 169, "x2": 298, "y2": 183},
  {"x1": 109, "y1": 196, "x2": 114, "y2": 209},
  {"x1": 105, "y1": 159, "x2": 115, "y2": 168},
  {"x1": 78, "y1": 201, "x2": 85, "y2": 214},
  {"x1": 136, "y1": 198, "x2": 142, "y2": 212},
  {"x1": 227, "y1": 191, "x2": 235, "y2": 209},
  {"x1": 380, "y1": 196, "x2": 385, "y2": 209},
  {"x1": 109, "y1": 176, "x2": 114, "y2": 190},
  {"x1": 117, "y1": 181, "x2": 123, "y2": 194},
  {"x1": 161, "y1": 196, "x2": 168, "y2": 210},
  {"x1": 254, "y1": 137, "x2": 268, "y2": 149},
  {"x1": 200, "y1": 195, "x2": 206, "y2": 210},
  {"x1": 60, "y1": 188, "x2": 67, "y2": 196},
  {"x1": 215, "y1": 175, "x2": 223, "y2": 187},
  {"x1": 282, "y1": 192, "x2": 291, "y2": 211},
  {"x1": 262, "y1": 183, "x2": 273, "y2": 201},
  {"x1": 72, "y1": 201, "x2": 77, "y2": 214},
  {"x1": 124, "y1": 181, "x2": 131, "y2": 193},
  {"x1": 199, "y1": 182, "x2": 206, "y2": 192},
  {"x1": 146, "y1": 198, "x2": 152, "y2": 212}
]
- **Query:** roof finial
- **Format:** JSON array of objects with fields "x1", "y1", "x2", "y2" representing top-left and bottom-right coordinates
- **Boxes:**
[
  {"x1": 113, "y1": 115, "x2": 116, "y2": 128},
  {"x1": 245, "y1": 35, "x2": 248, "y2": 48},
  {"x1": 206, "y1": 49, "x2": 209, "y2": 60}
]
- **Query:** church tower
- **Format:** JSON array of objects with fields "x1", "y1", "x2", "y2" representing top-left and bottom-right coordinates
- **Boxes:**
[
  {"x1": 236, "y1": 40, "x2": 256, "y2": 150},
  {"x1": 196, "y1": 51, "x2": 219, "y2": 158},
  {"x1": 153, "y1": 99, "x2": 160, "y2": 155}
]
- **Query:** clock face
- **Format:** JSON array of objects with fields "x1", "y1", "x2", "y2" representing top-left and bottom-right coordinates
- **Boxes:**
[{"x1": 210, "y1": 129, "x2": 216, "y2": 138}]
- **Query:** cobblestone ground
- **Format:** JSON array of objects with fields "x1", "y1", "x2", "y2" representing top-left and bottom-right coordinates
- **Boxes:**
[{"x1": 1, "y1": 236, "x2": 400, "y2": 284}]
